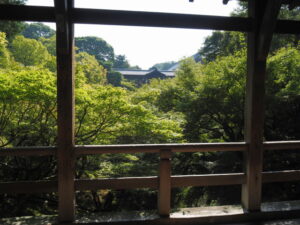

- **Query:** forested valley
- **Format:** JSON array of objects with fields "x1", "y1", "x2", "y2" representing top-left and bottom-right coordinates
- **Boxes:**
[{"x1": 0, "y1": 1, "x2": 300, "y2": 218}]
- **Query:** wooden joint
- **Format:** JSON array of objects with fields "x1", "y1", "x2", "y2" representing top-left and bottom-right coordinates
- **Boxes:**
[{"x1": 160, "y1": 149, "x2": 172, "y2": 160}]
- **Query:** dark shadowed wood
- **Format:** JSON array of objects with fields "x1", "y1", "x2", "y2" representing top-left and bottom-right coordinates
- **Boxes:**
[
  {"x1": 1, "y1": 170, "x2": 300, "y2": 194},
  {"x1": 0, "y1": 180, "x2": 57, "y2": 194},
  {"x1": 257, "y1": 0, "x2": 282, "y2": 60},
  {"x1": 0, "y1": 5, "x2": 55, "y2": 22},
  {"x1": 158, "y1": 149, "x2": 171, "y2": 217},
  {"x1": 55, "y1": 0, "x2": 75, "y2": 222},
  {"x1": 242, "y1": 0, "x2": 267, "y2": 212},
  {"x1": 172, "y1": 173, "x2": 246, "y2": 187},
  {"x1": 75, "y1": 177, "x2": 158, "y2": 190},
  {"x1": 264, "y1": 141, "x2": 300, "y2": 150},
  {"x1": 0, "y1": 146, "x2": 56, "y2": 156},
  {"x1": 72, "y1": 8, "x2": 252, "y2": 32},
  {"x1": 262, "y1": 170, "x2": 300, "y2": 183},
  {"x1": 75, "y1": 142, "x2": 246, "y2": 155},
  {"x1": 0, "y1": 5, "x2": 300, "y2": 34}
]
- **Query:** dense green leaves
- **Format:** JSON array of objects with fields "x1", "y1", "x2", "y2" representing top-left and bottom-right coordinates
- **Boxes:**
[
  {"x1": 11, "y1": 35, "x2": 51, "y2": 67},
  {"x1": 22, "y1": 23, "x2": 55, "y2": 40}
]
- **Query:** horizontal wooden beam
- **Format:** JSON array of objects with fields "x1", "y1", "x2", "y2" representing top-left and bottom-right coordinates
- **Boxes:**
[
  {"x1": 171, "y1": 173, "x2": 246, "y2": 187},
  {"x1": 75, "y1": 142, "x2": 246, "y2": 155},
  {"x1": 1, "y1": 170, "x2": 300, "y2": 194},
  {"x1": 0, "y1": 180, "x2": 57, "y2": 194},
  {"x1": 0, "y1": 5, "x2": 299, "y2": 34},
  {"x1": 0, "y1": 146, "x2": 57, "y2": 156},
  {"x1": 75, "y1": 177, "x2": 158, "y2": 190},
  {"x1": 71, "y1": 8, "x2": 252, "y2": 32},
  {"x1": 262, "y1": 170, "x2": 300, "y2": 183},
  {"x1": 263, "y1": 141, "x2": 300, "y2": 150},
  {"x1": 0, "y1": 5, "x2": 55, "y2": 22}
]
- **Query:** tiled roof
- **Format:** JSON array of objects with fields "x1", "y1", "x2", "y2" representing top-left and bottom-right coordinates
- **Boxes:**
[{"x1": 115, "y1": 69, "x2": 175, "y2": 77}]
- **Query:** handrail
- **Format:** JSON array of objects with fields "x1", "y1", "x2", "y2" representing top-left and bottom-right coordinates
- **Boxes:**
[
  {"x1": 75, "y1": 142, "x2": 246, "y2": 155},
  {"x1": 2, "y1": 141, "x2": 300, "y2": 156},
  {"x1": 1, "y1": 170, "x2": 299, "y2": 194}
]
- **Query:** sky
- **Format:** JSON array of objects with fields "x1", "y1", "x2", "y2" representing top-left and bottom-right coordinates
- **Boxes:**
[{"x1": 26, "y1": 0, "x2": 239, "y2": 69}]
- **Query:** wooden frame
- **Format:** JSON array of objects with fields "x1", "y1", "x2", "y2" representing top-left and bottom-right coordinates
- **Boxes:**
[{"x1": 0, "y1": 0, "x2": 300, "y2": 223}]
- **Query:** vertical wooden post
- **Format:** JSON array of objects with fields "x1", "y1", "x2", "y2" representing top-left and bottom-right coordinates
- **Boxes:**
[
  {"x1": 242, "y1": 0, "x2": 267, "y2": 212},
  {"x1": 55, "y1": 0, "x2": 75, "y2": 222},
  {"x1": 158, "y1": 149, "x2": 171, "y2": 217}
]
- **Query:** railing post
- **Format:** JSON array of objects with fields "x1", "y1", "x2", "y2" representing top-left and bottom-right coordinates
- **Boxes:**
[
  {"x1": 55, "y1": 0, "x2": 75, "y2": 222},
  {"x1": 158, "y1": 149, "x2": 172, "y2": 217},
  {"x1": 242, "y1": 0, "x2": 269, "y2": 212}
]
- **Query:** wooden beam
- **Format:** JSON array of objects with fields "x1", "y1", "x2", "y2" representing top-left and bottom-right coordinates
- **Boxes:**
[
  {"x1": 71, "y1": 8, "x2": 252, "y2": 32},
  {"x1": 0, "y1": 146, "x2": 56, "y2": 156},
  {"x1": 242, "y1": 0, "x2": 268, "y2": 212},
  {"x1": 0, "y1": 180, "x2": 57, "y2": 194},
  {"x1": 172, "y1": 173, "x2": 246, "y2": 187},
  {"x1": 75, "y1": 142, "x2": 246, "y2": 155},
  {"x1": 264, "y1": 141, "x2": 300, "y2": 150},
  {"x1": 0, "y1": 5, "x2": 300, "y2": 34},
  {"x1": 75, "y1": 177, "x2": 158, "y2": 190},
  {"x1": 0, "y1": 5, "x2": 55, "y2": 22},
  {"x1": 158, "y1": 149, "x2": 172, "y2": 217},
  {"x1": 262, "y1": 170, "x2": 300, "y2": 183},
  {"x1": 55, "y1": 0, "x2": 75, "y2": 222},
  {"x1": 258, "y1": 0, "x2": 282, "y2": 60}
]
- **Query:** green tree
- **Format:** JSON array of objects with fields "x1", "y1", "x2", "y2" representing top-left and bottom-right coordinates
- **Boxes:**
[
  {"x1": 75, "y1": 36, "x2": 115, "y2": 69},
  {"x1": 22, "y1": 22, "x2": 55, "y2": 40},
  {"x1": 11, "y1": 35, "x2": 51, "y2": 66},
  {"x1": 76, "y1": 52, "x2": 107, "y2": 84},
  {"x1": 0, "y1": 32, "x2": 10, "y2": 67},
  {"x1": 40, "y1": 34, "x2": 56, "y2": 56},
  {"x1": 199, "y1": 31, "x2": 245, "y2": 63},
  {"x1": 113, "y1": 54, "x2": 130, "y2": 68},
  {"x1": 107, "y1": 71, "x2": 123, "y2": 86}
]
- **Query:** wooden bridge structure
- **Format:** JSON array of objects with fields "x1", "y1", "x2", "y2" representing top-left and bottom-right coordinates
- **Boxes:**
[{"x1": 0, "y1": 0, "x2": 300, "y2": 224}]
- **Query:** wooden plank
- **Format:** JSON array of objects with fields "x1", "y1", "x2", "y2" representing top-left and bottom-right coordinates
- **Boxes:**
[
  {"x1": 0, "y1": 5, "x2": 55, "y2": 22},
  {"x1": 242, "y1": 0, "x2": 267, "y2": 212},
  {"x1": 158, "y1": 149, "x2": 172, "y2": 217},
  {"x1": 0, "y1": 5, "x2": 300, "y2": 34},
  {"x1": 72, "y1": 8, "x2": 252, "y2": 32},
  {"x1": 75, "y1": 177, "x2": 158, "y2": 190},
  {"x1": 257, "y1": 0, "x2": 282, "y2": 60},
  {"x1": 55, "y1": 0, "x2": 75, "y2": 222},
  {"x1": 1, "y1": 171, "x2": 298, "y2": 195},
  {"x1": 0, "y1": 146, "x2": 56, "y2": 156},
  {"x1": 264, "y1": 141, "x2": 300, "y2": 150},
  {"x1": 262, "y1": 170, "x2": 300, "y2": 183},
  {"x1": 172, "y1": 173, "x2": 246, "y2": 187},
  {"x1": 75, "y1": 142, "x2": 246, "y2": 155},
  {"x1": 0, "y1": 180, "x2": 57, "y2": 194}
]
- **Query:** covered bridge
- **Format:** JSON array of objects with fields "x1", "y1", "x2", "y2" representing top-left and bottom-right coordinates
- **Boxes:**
[{"x1": 0, "y1": 0, "x2": 300, "y2": 224}]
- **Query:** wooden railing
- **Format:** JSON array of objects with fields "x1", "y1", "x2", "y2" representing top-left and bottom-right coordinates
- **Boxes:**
[
  {"x1": 1, "y1": 0, "x2": 300, "y2": 223},
  {"x1": 1, "y1": 141, "x2": 300, "y2": 218}
]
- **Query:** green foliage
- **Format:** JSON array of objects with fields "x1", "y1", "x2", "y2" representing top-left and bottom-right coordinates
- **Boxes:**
[
  {"x1": 0, "y1": 32, "x2": 10, "y2": 67},
  {"x1": 76, "y1": 36, "x2": 115, "y2": 69},
  {"x1": 76, "y1": 52, "x2": 107, "y2": 84},
  {"x1": 199, "y1": 31, "x2": 245, "y2": 63},
  {"x1": 0, "y1": 0, "x2": 26, "y2": 41},
  {"x1": 107, "y1": 71, "x2": 123, "y2": 86},
  {"x1": 40, "y1": 35, "x2": 56, "y2": 56},
  {"x1": 22, "y1": 23, "x2": 55, "y2": 40},
  {"x1": 11, "y1": 35, "x2": 51, "y2": 67},
  {"x1": 113, "y1": 54, "x2": 130, "y2": 68}
]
